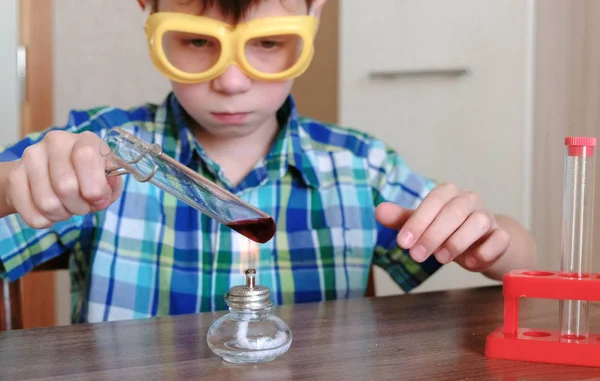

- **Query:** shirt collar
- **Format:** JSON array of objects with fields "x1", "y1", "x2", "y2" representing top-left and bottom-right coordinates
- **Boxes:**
[
  {"x1": 279, "y1": 97, "x2": 321, "y2": 188},
  {"x1": 157, "y1": 93, "x2": 321, "y2": 190}
]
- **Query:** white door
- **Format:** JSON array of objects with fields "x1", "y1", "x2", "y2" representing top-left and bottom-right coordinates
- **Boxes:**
[
  {"x1": 339, "y1": 0, "x2": 535, "y2": 293},
  {"x1": 0, "y1": 0, "x2": 20, "y2": 149}
]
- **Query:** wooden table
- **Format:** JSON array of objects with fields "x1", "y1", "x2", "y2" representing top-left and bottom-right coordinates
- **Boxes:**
[{"x1": 1, "y1": 286, "x2": 599, "y2": 380}]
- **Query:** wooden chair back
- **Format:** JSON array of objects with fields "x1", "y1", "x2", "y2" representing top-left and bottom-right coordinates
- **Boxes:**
[{"x1": 0, "y1": 254, "x2": 70, "y2": 331}]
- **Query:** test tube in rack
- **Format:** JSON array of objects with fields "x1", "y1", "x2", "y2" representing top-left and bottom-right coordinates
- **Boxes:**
[{"x1": 559, "y1": 136, "x2": 596, "y2": 340}]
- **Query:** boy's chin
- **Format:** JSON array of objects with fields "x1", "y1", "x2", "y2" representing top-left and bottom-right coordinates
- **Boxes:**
[
  {"x1": 194, "y1": 119, "x2": 263, "y2": 139},
  {"x1": 207, "y1": 126, "x2": 258, "y2": 139}
]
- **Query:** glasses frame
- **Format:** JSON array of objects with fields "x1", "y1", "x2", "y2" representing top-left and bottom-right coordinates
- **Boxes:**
[{"x1": 144, "y1": 12, "x2": 318, "y2": 84}]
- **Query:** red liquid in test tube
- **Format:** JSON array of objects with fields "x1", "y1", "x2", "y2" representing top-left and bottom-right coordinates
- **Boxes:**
[{"x1": 559, "y1": 136, "x2": 597, "y2": 340}]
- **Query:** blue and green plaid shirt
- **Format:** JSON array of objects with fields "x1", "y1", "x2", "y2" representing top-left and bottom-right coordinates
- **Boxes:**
[{"x1": 0, "y1": 94, "x2": 442, "y2": 324}]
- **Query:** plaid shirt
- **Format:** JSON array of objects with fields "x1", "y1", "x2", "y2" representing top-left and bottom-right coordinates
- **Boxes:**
[{"x1": 0, "y1": 94, "x2": 442, "y2": 324}]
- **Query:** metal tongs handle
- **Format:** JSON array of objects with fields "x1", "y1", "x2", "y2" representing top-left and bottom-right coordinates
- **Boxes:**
[{"x1": 105, "y1": 151, "x2": 158, "y2": 182}]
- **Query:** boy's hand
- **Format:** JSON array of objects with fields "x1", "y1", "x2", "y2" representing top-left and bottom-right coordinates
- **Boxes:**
[
  {"x1": 375, "y1": 182, "x2": 511, "y2": 271},
  {"x1": 3, "y1": 131, "x2": 123, "y2": 228}
]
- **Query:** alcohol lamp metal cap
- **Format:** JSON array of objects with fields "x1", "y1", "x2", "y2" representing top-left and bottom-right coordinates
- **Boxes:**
[{"x1": 226, "y1": 269, "x2": 272, "y2": 310}]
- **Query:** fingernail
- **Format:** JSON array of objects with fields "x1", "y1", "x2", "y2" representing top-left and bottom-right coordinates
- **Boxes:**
[
  {"x1": 398, "y1": 230, "x2": 413, "y2": 247},
  {"x1": 436, "y1": 248, "x2": 451, "y2": 264},
  {"x1": 411, "y1": 245, "x2": 427, "y2": 262},
  {"x1": 466, "y1": 256, "x2": 478, "y2": 268}
]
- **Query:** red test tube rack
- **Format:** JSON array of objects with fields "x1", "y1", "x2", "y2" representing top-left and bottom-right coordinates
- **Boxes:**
[
  {"x1": 485, "y1": 269, "x2": 600, "y2": 367},
  {"x1": 485, "y1": 137, "x2": 600, "y2": 367}
]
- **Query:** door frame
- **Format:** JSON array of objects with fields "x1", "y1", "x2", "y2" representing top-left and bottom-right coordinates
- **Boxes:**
[{"x1": 19, "y1": 0, "x2": 57, "y2": 329}]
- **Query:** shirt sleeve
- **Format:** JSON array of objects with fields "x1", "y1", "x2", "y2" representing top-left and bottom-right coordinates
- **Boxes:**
[
  {"x1": 368, "y1": 138, "x2": 443, "y2": 292},
  {"x1": 0, "y1": 111, "x2": 98, "y2": 281}
]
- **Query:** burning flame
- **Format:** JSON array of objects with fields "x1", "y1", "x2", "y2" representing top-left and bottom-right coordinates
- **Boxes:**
[{"x1": 239, "y1": 236, "x2": 259, "y2": 275}]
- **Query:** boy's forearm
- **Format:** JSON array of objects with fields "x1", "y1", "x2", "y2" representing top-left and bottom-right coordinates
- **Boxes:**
[
  {"x1": 482, "y1": 214, "x2": 537, "y2": 281},
  {"x1": 0, "y1": 161, "x2": 17, "y2": 218}
]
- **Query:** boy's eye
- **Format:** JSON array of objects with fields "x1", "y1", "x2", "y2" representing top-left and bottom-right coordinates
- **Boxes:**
[
  {"x1": 259, "y1": 40, "x2": 280, "y2": 49},
  {"x1": 190, "y1": 39, "x2": 209, "y2": 47}
]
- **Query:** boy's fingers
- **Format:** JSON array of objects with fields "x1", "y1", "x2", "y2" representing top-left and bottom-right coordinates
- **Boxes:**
[
  {"x1": 7, "y1": 166, "x2": 53, "y2": 229},
  {"x1": 375, "y1": 202, "x2": 413, "y2": 230},
  {"x1": 417, "y1": 195, "x2": 477, "y2": 262},
  {"x1": 435, "y1": 210, "x2": 493, "y2": 264},
  {"x1": 460, "y1": 227, "x2": 511, "y2": 270},
  {"x1": 400, "y1": 184, "x2": 460, "y2": 256},
  {"x1": 47, "y1": 135, "x2": 90, "y2": 216},
  {"x1": 108, "y1": 173, "x2": 124, "y2": 205},
  {"x1": 101, "y1": 139, "x2": 124, "y2": 206},
  {"x1": 22, "y1": 145, "x2": 70, "y2": 222},
  {"x1": 72, "y1": 132, "x2": 112, "y2": 208}
]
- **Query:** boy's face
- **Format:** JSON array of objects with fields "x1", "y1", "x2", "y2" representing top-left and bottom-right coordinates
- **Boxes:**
[{"x1": 155, "y1": 0, "x2": 322, "y2": 139}]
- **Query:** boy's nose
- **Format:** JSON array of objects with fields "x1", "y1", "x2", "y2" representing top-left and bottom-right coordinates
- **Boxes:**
[{"x1": 211, "y1": 65, "x2": 252, "y2": 95}]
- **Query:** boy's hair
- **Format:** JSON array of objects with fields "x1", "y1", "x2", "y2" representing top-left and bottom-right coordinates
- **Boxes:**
[{"x1": 150, "y1": 0, "x2": 315, "y2": 24}]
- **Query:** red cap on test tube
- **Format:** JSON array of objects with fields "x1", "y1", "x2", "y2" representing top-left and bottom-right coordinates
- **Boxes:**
[{"x1": 565, "y1": 136, "x2": 596, "y2": 156}]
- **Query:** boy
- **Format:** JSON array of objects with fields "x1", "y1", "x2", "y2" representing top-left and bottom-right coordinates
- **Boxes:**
[{"x1": 0, "y1": 0, "x2": 535, "y2": 324}]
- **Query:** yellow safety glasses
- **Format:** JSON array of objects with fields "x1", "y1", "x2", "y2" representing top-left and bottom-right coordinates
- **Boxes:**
[{"x1": 144, "y1": 12, "x2": 318, "y2": 83}]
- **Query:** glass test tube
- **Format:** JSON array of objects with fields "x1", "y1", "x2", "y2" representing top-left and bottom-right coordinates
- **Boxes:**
[
  {"x1": 559, "y1": 136, "x2": 596, "y2": 340},
  {"x1": 101, "y1": 127, "x2": 276, "y2": 244}
]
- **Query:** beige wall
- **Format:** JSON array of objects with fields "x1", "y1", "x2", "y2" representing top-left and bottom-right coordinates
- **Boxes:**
[
  {"x1": 0, "y1": 0, "x2": 19, "y2": 147},
  {"x1": 339, "y1": 0, "x2": 533, "y2": 294},
  {"x1": 532, "y1": 0, "x2": 600, "y2": 273},
  {"x1": 53, "y1": 0, "x2": 170, "y2": 127}
]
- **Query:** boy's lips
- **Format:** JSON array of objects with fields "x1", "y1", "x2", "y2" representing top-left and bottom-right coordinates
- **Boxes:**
[{"x1": 210, "y1": 112, "x2": 251, "y2": 124}]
